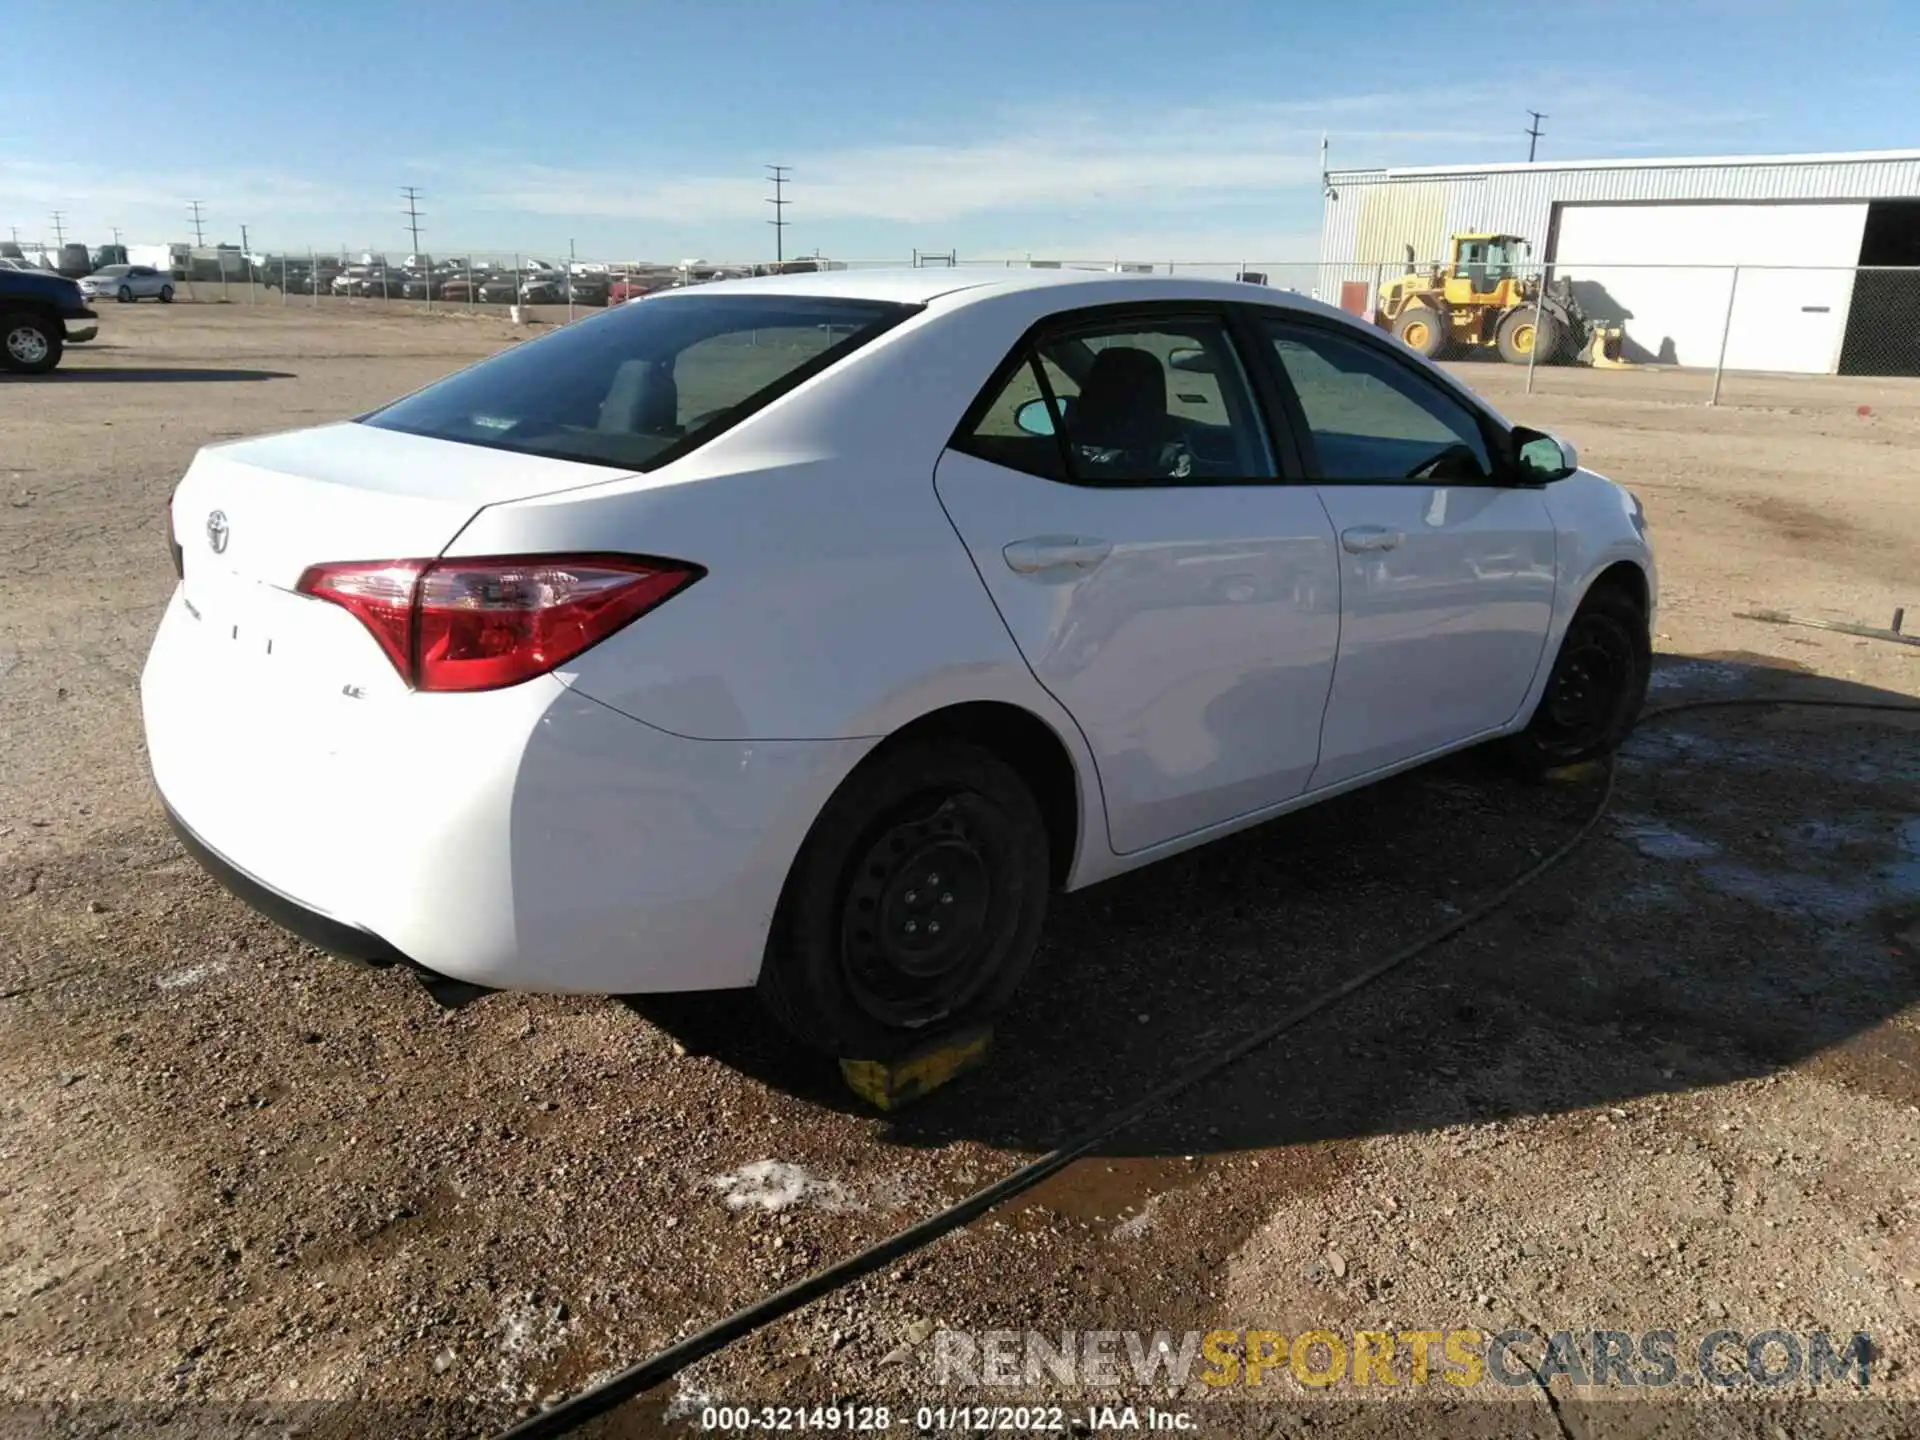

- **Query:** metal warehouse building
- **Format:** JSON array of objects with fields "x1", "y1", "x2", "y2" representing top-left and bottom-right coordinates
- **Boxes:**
[{"x1": 1318, "y1": 149, "x2": 1920, "y2": 375}]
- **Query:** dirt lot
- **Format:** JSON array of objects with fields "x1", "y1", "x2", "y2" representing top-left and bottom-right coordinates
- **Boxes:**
[{"x1": 2, "y1": 303, "x2": 1917, "y2": 1439}]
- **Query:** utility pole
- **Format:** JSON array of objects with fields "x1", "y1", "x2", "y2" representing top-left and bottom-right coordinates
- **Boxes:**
[
  {"x1": 188, "y1": 199, "x2": 207, "y2": 246},
  {"x1": 111, "y1": 226, "x2": 123, "y2": 247},
  {"x1": 401, "y1": 186, "x2": 424, "y2": 259},
  {"x1": 1525, "y1": 111, "x2": 1547, "y2": 163},
  {"x1": 766, "y1": 165, "x2": 790, "y2": 266},
  {"x1": 239, "y1": 223, "x2": 250, "y2": 255},
  {"x1": 50, "y1": 210, "x2": 66, "y2": 245}
]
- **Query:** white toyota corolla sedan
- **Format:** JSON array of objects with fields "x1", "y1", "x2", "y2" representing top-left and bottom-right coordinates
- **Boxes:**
[{"x1": 141, "y1": 268, "x2": 1655, "y2": 1056}]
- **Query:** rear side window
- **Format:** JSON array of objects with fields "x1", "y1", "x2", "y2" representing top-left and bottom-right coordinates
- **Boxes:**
[
  {"x1": 362, "y1": 294, "x2": 914, "y2": 470},
  {"x1": 953, "y1": 314, "x2": 1275, "y2": 485}
]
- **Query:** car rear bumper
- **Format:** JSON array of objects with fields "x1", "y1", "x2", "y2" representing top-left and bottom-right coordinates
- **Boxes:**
[
  {"x1": 162, "y1": 799, "x2": 411, "y2": 968},
  {"x1": 140, "y1": 585, "x2": 869, "y2": 994},
  {"x1": 64, "y1": 318, "x2": 98, "y2": 342}
]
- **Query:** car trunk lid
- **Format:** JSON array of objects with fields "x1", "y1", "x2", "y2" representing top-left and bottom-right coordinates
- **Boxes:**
[{"x1": 168, "y1": 421, "x2": 638, "y2": 701}]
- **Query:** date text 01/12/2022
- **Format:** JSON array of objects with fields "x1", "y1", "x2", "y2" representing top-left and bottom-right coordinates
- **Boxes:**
[{"x1": 697, "y1": 1405, "x2": 1196, "y2": 1432}]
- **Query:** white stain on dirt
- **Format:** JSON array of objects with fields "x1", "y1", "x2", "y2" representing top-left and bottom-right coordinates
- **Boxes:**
[
  {"x1": 154, "y1": 961, "x2": 226, "y2": 990},
  {"x1": 487, "y1": 1293, "x2": 576, "y2": 1401},
  {"x1": 709, "y1": 1160, "x2": 857, "y2": 1213},
  {"x1": 1616, "y1": 816, "x2": 1722, "y2": 860}
]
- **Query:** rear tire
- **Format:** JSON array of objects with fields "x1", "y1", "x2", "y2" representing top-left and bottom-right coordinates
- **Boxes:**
[
  {"x1": 159, "y1": 285, "x2": 174, "y2": 304},
  {"x1": 1393, "y1": 304, "x2": 1448, "y2": 359},
  {"x1": 757, "y1": 738, "x2": 1051, "y2": 1058},
  {"x1": 1502, "y1": 585, "x2": 1651, "y2": 775},
  {"x1": 1498, "y1": 305, "x2": 1561, "y2": 365},
  {"x1": 0, "y1": 311, "x2": 62, "y2": 374}
]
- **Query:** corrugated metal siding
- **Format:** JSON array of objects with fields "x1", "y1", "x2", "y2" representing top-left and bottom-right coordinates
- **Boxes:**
[
  {"x1": 1352, "y1": 181, "x2": 1451, "y2": 264},
  {"x1": 1319, "y1": 156, "x2": 1920, "y2": 264}
]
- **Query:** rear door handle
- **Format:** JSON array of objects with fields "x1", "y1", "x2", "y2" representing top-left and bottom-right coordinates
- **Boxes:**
[
  {"x1": 1003, "y1": 535, "x2": 1113, "y2": 574},
  {"x1": 1340, "y1": 525, "x2": 1404, "y2": 554}
]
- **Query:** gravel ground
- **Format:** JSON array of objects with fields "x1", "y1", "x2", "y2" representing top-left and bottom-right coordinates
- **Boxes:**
[{"x1": 1, "y1": 304, "x2": 1917, "y2": 1439}]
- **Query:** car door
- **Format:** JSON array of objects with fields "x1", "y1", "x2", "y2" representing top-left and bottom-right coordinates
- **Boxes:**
[
  {"x1": 1251, "y1": 313, "x2": 1558, "y2": 791},
  {"x1": 129, "y1": 266, "x2": 157, "y2": 297},
  {"x1": 934, "y1": 305, "x2": 1342, "y2": 856}
]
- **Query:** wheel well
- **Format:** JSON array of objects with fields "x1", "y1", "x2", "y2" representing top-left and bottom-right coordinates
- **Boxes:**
[
  {"x1": 1585, "y1": 560, "x2": 1649, "y2": 616},
  {"x1": 868, "y1": 703, "x2": 1082, "y2": 889}
]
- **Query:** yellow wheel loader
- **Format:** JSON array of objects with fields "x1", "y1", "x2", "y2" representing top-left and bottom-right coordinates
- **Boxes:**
[{"x1": 1374, "y1": 233, "x2": 1625, "y2": 366}]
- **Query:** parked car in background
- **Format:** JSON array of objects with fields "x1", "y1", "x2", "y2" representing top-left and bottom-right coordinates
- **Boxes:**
[
  {"x1": 516, "y1": 271, "x2": 571, "y2": 303},
  {"x1": 608, "y1": 274, "x2": 671, "y2": 302},
  {"x1": 2, "y1": 264, "x2": 98, "y2": 372},
  {"x1": 398, "y1": 275, "x2": 441, "y2": 301},
  {"x1": 438, "y1": 276, "x2": 483, "y2": 302},
  {"x1": 140, "y1": 268, "x2": 1653, "y2": 1055},
  {"x1": 565, "y1": 273, "x2": 609, "y2": 306},
  {"x1": 79, "y1": 265, "x2": 175, "y2": 303},
  {"x1": 477, "y1": 275, "x2": 521, "y2": 304}
]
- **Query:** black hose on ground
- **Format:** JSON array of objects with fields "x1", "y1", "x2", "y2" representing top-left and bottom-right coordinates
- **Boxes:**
[{"x1": 495, "y1": 695, "x2": 1920, "y2": 1440}]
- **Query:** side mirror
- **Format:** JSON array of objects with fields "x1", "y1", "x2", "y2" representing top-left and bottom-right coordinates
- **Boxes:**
[
  {"x1": 1167, "y1": 346, "x2": 1216, "y2": 374},
  {"x1": 1014, "y1": 398, "x2": 1057, "y2": 437},
  {"x1": 1512, "y1": 427, "x2": 1579, "y2": 484}
]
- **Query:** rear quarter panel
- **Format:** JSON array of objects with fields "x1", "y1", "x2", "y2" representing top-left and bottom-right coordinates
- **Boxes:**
[{"x1": 441, "y1": 293, "x2": 1114, "y2": 868}]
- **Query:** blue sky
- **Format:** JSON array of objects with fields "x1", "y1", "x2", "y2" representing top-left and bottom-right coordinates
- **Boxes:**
[{"x1": 2, "y1": 0, "x2": 1912, "y2": 263}]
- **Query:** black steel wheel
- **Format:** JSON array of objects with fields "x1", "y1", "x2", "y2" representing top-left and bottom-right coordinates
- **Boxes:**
[
  {"x1": 759, "y1": 738, "x2": 1051, "y2": 1058},
  {"x1": 1504, "y1": 585, "x2": 1651, "y2": 773}
]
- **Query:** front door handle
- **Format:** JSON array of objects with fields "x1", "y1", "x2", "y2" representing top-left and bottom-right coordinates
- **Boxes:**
[
  {"x1": 1003, "y1": 535, "x2": 1113, "y2": 574},
  {"x1": 1340, "y1": 525, "x2": 1405, "y2": 554}
]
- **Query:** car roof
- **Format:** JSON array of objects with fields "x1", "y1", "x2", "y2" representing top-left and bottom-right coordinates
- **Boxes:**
[{"x1": 644, "y1": 265, "x2": 1331, "y2": 315}]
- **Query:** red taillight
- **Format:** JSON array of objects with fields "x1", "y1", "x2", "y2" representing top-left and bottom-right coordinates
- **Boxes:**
[{"x1": 295, "y1": 554, "x2": 699, "y2": 693}]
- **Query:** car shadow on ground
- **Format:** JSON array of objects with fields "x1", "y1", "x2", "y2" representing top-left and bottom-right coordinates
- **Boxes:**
[
  {"x1": 31, "y1": 367, "x2": 295, "y2": 383},
  {"x1": 627, "y1": 658, "x2": 1920, "y2": 1160}
]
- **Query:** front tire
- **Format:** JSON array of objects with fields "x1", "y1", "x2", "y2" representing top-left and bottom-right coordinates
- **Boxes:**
[
  {"x1": 0, "y1": 311, "x2": 62, "y2": 374},
  {"x1": 117, "y1": 286, "x2": 133, "y2": 303},
  {"x1": 758, "y1": 738, "x2": 1051, "y2": 1058},
  {"x1": 1503, "y1": 586, "x2": 1651, "y2": 774},
  {"x1": 1498, "y1": 305, "x2": 1561, "y2": 365},
  {"x1": 1394, "y1": 304, "x2": 1448, "y2": 359},
  {"x1": 159, "y1": 285, "x2": 174, "y2": 303}
]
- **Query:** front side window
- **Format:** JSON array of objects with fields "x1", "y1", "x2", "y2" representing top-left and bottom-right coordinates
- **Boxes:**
[
  {"x1": 954, "y1": 314, "x2": 1275, "y2": 485},
  {"x1": 362, "y1": 294, "x2": 914, "y2": 470},
  {"x1": 1262, "y1": 320, "x2": 1493, "y2": 483}
]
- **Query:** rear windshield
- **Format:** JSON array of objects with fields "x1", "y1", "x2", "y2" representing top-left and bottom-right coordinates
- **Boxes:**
[{"x1": 361, "y1": 293, "x2": 915, "y2": 470}]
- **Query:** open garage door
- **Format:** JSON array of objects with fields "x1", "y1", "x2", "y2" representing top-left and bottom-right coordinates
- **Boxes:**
[
  {"x1": 1839, "y1": 200, "x2": 1920, "y2": 376},
  {"x1": 1548, "y1": 201, "x2": 1869, "y2": 374}
]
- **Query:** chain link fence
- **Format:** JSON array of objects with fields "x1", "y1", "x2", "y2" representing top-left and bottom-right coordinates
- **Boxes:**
[{"x1": 142, "y1": 250, "x2": 1920, "y2": 407}]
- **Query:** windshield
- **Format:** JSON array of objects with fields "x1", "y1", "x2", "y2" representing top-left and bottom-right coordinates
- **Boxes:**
[
  {"x1": 92, "y1": 265, "x2": 130, "y2": 277},
  {"x1": 362, "y1": 293, "x2": 915, "y2": 471}
]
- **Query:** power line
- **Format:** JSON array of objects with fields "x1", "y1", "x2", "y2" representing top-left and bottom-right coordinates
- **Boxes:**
[
  {"x1": 188, "y1": 199, "x2": 207, "y2": 246},
  {"x1": 765, "y1": 165, "x2": 790, "y2": 265},
  {"x1": 402, "y1": 186, "x2": 425, "y2": 258},
  {"x1": 1525, "y1": 111, "x2": 1548, "y2": 163}
]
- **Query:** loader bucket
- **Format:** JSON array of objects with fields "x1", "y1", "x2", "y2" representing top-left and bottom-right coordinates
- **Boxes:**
[{"x1": 1585, "y1": 324, "x2": 1633, "y2": 368}]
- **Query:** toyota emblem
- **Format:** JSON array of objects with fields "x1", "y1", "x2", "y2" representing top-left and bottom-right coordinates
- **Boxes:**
[{"x1": 206, "y1": 510, "x2": 230, "y2": 554}]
